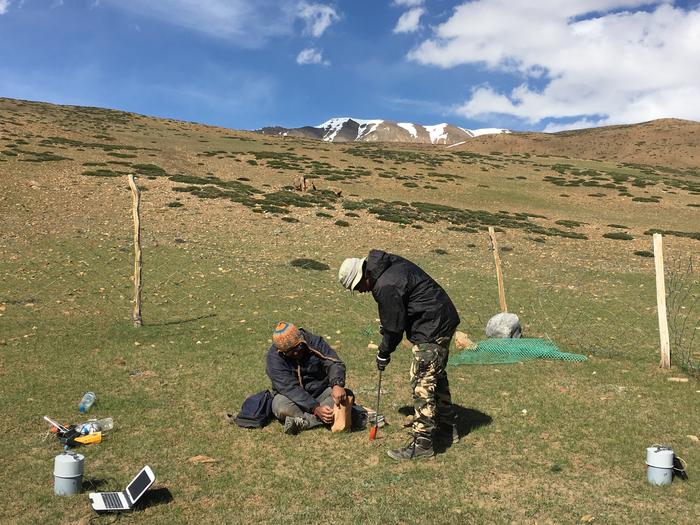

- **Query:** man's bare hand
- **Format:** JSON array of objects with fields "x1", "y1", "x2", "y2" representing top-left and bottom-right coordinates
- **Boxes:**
[
  {"x1": 331, "y1": 385, "x2": 347, "y2": 405},
  {"x1": 313, "y1": 405, "x2": 334, "y2": 424}
]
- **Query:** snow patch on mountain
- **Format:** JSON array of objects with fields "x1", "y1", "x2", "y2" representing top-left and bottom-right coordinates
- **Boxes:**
[
  {"x1": 317, "y1": 117, "x2": 350, "y2": 141},
  {"x1": 398, "y1": 122, "x2": 417, "y2": 138},
  {"x1": 317, "y1": 117, "x2": 383, "y2": 141},
  {"x1": 462, "y1": 127, "x2": 511, "y2": 137},
  {"x1": 356, "y1": 119, "x2": 382, "y2": 140},
  {"x1": 425, "y1": 123, "x2": 448, "y2": 144}
]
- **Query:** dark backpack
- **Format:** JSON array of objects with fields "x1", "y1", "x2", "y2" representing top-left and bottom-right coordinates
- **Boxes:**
[{"x1": 234, "y1": 390, "x2": 273, "y2": 429}]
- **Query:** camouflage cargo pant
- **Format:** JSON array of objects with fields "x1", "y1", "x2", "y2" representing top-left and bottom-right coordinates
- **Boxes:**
[{"x1": 410, "y1": 336, "x2": 455, "y2": 439}]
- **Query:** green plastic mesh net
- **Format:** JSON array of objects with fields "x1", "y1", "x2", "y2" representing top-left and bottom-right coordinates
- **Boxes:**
[{"x1": 449, "y1": 338, "x2": 587, "y2": 366}]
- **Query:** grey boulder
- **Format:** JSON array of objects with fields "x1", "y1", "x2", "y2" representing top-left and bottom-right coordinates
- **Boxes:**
[{"x1": 485, "y1": 312, "x2": 522, "y2": 338}]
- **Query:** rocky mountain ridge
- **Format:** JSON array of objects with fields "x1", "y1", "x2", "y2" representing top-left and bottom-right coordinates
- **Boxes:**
[{"x1": 258, "y1": 117, "x2": 510, "y2": 145}]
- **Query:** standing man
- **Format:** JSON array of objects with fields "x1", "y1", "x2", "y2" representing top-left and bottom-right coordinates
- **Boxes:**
[
  {"x1": 266, "y1": 321, "x2": 351, "y2": 435},
  {"x1": 339, "y1": 250, "x2": 460, "y2": 460}
]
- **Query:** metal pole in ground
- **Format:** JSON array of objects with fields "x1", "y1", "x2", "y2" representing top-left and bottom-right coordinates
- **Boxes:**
[{"x1": 369, "y1": 370, "x2": 383, "y2": 441}]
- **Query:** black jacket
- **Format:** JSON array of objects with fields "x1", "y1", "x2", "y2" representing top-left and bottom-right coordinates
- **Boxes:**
[
  {"x1": 366, "y1": 250, "x2": 460, "y2": 356},
  {"x1": 265, "y1": 329, "x2": 346, "y2": 413}
]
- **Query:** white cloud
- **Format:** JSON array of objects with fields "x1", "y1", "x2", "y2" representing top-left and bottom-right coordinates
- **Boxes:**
[
  {"x1": 101, "y1": 1, "x2": 339, "y2": 47},
  {"x1": 296, "y1": 47, "x2": 329, "y2": 66},
  {"x1": 0, "y1": 0, "x2": 10, "y2": 15},
  {"x1": 297, "y1": 1, "x2": 340, "y2": 37},
  {"x1": 394, "y1": 7, "x2": 425, "y2": 33},
  {"x1": 392, "y1": 0, "x2": 424, "y2": 7},
  {"x1": 410, "y1": 1, "x2": 700, "y2": 126}
]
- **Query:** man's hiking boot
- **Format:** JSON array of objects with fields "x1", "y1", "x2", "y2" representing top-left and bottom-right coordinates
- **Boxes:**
[
  {"x1": 435, "y1": 423, "x2": 460, "y2": 445},
  {"x1": 387, "y1": 436, "x2": 434, "y2": 461},
  {"x1": 283, "y1": 416, "x2": 310, "y2": 435}
]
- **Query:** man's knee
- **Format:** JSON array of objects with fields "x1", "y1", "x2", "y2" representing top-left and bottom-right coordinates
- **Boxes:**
[{"x1": 272, "y1": 394, "x2": 303, "y2": 420}]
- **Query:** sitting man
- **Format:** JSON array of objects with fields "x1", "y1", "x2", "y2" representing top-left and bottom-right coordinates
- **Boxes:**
[{"x1": 266, "y1": 321, "x2": 357, "y2": 435}]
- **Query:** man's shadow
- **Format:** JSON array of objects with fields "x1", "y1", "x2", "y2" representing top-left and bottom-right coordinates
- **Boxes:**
[{"x1": 398, "y1": 404, "x2": 492, "y2": 454}]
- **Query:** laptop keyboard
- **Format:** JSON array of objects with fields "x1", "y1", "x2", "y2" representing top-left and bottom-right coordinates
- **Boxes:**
[{"x1": 103, "y1": 492, "x2": 124, "y2": 509}]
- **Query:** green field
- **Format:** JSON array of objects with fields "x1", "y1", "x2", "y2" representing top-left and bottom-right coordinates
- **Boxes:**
[{"x1": 1, "y1": 98, "x2": 699, "y2": 523}]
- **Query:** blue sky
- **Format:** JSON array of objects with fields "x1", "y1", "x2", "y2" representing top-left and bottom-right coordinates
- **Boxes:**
[{"x1": 1, "y1": 0, "x2": 699, "y2": 132}]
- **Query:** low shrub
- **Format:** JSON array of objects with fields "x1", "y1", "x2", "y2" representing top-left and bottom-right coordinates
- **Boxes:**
[
  {"x1": 290, "y1": 258, "x2": 330, "y2": 271},
  {"x1": 603, "y1": 232, "x2": 634, "y2": 240}
]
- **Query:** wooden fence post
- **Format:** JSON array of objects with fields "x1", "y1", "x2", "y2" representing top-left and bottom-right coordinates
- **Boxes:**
[
  {"x1": 488, "y1": 227, "x2": 508, "y2": 313},
  {"x1": 128, "y1": 174, "x2": 143, "y2": 327},
  {"x1": 653, "y1": 233, "x2": 670, "y2": 369}
]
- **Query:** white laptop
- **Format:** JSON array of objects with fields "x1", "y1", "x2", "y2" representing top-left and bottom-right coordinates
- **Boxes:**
[{"x1": 89, "y1": 465, "x2": 155, "y2": 512}]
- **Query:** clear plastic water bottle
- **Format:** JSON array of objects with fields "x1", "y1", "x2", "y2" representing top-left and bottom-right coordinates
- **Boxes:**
[
  {"x1": 77, "y1": 417, "x2": 113, "y2": 435},
  {"x1": 78, "y1": 392, "x2": 96, "y2": 413},
  {"x1": 96, "y1": 417, "x2": 113, "y2": 432}
]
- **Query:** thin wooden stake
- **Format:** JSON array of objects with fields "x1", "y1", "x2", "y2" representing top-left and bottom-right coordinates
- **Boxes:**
[
  {"x1": 488, "y1": 227, "x2": 508, "y2": 312},
  {"x1": 128, "y1": 174, "x2": 143, "y2": 327},
  {"x1": 653, "y1": 233, "x2": 670, "y2": 369}
]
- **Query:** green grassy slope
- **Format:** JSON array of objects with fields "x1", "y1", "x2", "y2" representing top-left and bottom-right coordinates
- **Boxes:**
[{"x1": 1, "y1": 98, "x2": 698, "y2": 523}]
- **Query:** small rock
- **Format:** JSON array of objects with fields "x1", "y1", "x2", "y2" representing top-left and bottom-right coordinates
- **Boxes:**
[
  {"x1": 367, "y1": 343, "x2": 378, "y2": 350},
  {"x1": 454, "y1": 331, "x2": 477, "y2": 350},
  {"x1": 687, "y1": 435, "x2": 699, "y2": 443},
  {"x1": 134, "y1": 341, "x2": 141, "y2": 346}
]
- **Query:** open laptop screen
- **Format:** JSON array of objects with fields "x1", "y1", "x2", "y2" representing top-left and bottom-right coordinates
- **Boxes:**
[{"x1": 126, "y1": 470, "x2": 152, "y2": 503}]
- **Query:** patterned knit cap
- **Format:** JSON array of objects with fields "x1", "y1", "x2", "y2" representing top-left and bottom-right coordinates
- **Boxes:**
[{"x1": 272, "y1": 321, "x2": 304, "y2": 352}]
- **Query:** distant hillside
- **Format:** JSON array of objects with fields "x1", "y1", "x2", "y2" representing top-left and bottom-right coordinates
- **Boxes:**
[
  {"x1": 258, "y1": 117, "x2": 510, "y2": 145},
  {"x1": 449, "y1": 118, "x2": 700, "y2": 168}
]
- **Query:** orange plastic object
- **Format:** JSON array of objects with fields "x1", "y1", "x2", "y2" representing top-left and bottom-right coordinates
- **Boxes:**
[{"x1": 369, "y1": 426, "x2": 378, "y2": 441}]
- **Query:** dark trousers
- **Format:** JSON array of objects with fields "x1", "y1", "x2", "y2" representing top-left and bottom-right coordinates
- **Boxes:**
[{"x1": 271, "y1": 387, "x2": 334, "y2": 429}]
